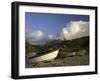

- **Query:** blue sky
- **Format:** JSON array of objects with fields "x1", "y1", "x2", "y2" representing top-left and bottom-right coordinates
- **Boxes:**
[
  {"x1": 25, "y1": 12, "x2": 89, "y2": 35},
  {"x1": 25, "y1": 12, "x2": 89, "y2": 44}
]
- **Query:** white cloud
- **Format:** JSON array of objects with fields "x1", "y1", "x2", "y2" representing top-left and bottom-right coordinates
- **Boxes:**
[
  {"x1": 26, "y1": 21, "x2": 89, "y2": 44},
  {"x1": 61, "y1": 21, "x2": 89, "y2": 40},
  {"x1": 48, "y1": 34, "x2": 60, "y2": 40},
  {"x1": 25, "y1": 30, "x2": 44, "y2": 43},
  {"x1": 48, "y1": 35, "x2": 54, "y2": 39}
]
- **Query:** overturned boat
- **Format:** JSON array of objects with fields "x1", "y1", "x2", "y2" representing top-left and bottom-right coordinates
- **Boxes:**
[{"x1": 29, "y1": 49, "x2": 59, "y2": 63}]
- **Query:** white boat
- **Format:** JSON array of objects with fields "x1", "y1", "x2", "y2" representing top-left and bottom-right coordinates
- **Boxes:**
[{"x1": 29, "y1": 50, "x2": 59, "y2": 63}]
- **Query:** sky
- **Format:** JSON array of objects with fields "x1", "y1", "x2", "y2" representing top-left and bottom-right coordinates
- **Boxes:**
[{"x1": 25, "y1": 12, "x2": 89, "y2": 44}]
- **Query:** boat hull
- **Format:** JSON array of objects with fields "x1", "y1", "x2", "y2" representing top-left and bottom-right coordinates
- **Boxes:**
[{"x1": 30, "y1": 50, "x2": 59, "y2": 63}]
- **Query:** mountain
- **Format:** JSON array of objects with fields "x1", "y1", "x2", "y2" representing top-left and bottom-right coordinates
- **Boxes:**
[
  {"x1": 46, "y1": 39, "x2": 62, "y2": 45},
  {"x1": 45, "y1": 36, "x2": 89, "y2": 49},
  {"x1": 25, "y1": 42, "x2": 37, "y2": 54},
  {"x1": 59, "y1": 36, "x2": 89, "y2": 52},
  {"x1": 26, "y1": 36, "x2": 89, "y2": 54}
]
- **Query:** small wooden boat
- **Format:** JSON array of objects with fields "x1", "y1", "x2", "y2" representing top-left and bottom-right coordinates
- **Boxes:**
[{"x1": 29, "y1": 50, "x2": 59, "y2": 63}]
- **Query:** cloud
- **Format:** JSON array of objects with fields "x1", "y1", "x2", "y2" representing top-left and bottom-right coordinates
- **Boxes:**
[
  {"x1": 48, "y1": 35, "x2": 54, "y2": 39},
  {"x1": 48, "y1": 34, "x2": 60, "y2": 40},
  {"x1": 25, "y1": 30, "x2": 44, "y2": 43},
  {"x1": 61, "y1": 21, "x2": 89, "y2": 40},
  {"x1": 26, "y1": 21, "x2": 89, "y2": 44}
]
